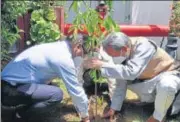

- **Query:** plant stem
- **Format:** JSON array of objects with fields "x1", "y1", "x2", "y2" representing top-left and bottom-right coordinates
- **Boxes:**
[
  {"x1": 91, "y1": 48, "x2": 98, "y2": 122},
  {"x1": 95, "y1": 79, "x2": 98, "y2": 122}
]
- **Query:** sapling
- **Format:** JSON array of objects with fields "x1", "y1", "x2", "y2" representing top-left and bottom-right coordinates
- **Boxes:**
[{"x1": 69, "y1": 1, "x2": 119, "y2": 121}]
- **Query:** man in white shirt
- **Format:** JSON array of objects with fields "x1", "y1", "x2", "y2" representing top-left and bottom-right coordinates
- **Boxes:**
[{"x1": 2, "y1": 35, "x2": 90, "y2": 122}]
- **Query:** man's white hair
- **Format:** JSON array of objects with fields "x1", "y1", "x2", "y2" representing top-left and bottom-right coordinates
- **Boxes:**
[{"x1": 102, "y1": 32, "x2": 130, "y2": 50}]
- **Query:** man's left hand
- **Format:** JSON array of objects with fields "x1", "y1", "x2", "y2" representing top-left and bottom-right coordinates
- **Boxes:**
[{"x1": 83, "y1": 57, "x2": 103, "y2": 69}]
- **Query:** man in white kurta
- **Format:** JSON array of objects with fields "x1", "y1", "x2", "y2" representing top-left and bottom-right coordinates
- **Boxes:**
[{"x1": 83, "y1": 32, "x2": 180, "y2": 122}]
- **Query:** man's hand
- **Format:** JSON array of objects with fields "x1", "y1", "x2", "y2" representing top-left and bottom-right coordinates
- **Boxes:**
[
  {"x1": 83, "y1": 57, "x2": 103, "y2": 69},
  {"x1": 103, "y1": 108, "x2": 115, "y2": 120}
]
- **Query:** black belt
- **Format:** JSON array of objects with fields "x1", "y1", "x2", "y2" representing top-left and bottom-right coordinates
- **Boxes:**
[{"x1": 1, "y1": 80, "x2": 25, "y2": 88}]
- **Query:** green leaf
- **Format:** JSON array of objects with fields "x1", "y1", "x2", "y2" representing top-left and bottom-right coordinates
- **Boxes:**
[
  {"x1": 78, "y1": 25, "x2": 84, "y2": 31},
  {"x1": 38, "y1": 28, "x2": 45, "y2": 34},
  {"x1": 108, "y1": 16, "x2": 116, "y2": 27},
  {"x1": 53, "y1": 24, "x2": 59, "y2": 29},
  {"x1": 31, "y1": 10, "x2": 42, "y2": 22},
  {"x1": 90, "y1": 12, "x2": 99, "y2": 26},
  {"x1": 87, "y1": 24, "x2": 94, "y2": 34},
  {"x1": 14, "y1": 33, "x2": 21, "y2": 39},
  {"x1": 69, "y1": 1, "x2": 79, "y2": 13},
  {"x1": 44, "y1": 8, "x2": 56, "y2": 21},
  {"x1": 115, "y1": 25, "x2": 120, "y2": 32},
  {"x1": 106, "y1": 0, "x2": 113, "y2": 11},
  {"x1": 77, "y1": 1, "x2": 82, "y2": 10},
  {"x1": 82, "y1": 0, "x2": 90, "y2": 9},
  {"x1": 103, "y1": 19, "x2": 111, "y2": 30},
  {"x1": 31, "y1": 36, "x2": 37, "y2": 42},
  {"x1": 45, "y1": 30, "x2": 50, "y2": 35},
  {"x1": 55, "y1": 34, "x2": 61, "y2": 40},
  {"x1": 69, "y1": 1, "x2": 75, "y2": 11}
]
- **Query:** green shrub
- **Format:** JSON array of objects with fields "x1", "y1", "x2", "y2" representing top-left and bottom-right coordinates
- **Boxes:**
[
  {"x1": 170, "y1": 2, "x2": 180, "y2": 37},
  {"x1": 28, "y1": 8, "x2": 61, "y2": 45}
]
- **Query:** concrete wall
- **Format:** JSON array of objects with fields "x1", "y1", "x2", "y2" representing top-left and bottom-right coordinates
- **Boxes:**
[
  {"x1": 65, "y1": 1, "x2": 131, "y2": 24},
  {"x1": 131, "y1": 1, "x2": 180, "y2": 60}
]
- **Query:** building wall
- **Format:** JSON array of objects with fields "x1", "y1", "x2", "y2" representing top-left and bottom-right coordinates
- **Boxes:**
[
  {"x1": 65, "y1": 1, "x2": 131, "y2": 24},
  {"x1": 131, "y1": 1, "x2": 180, "y2": 60}
]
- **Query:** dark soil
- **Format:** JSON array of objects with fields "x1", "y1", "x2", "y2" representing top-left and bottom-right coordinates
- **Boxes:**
[{"x1": 2, "y1": 94, "x2": 180, "y2": 122}]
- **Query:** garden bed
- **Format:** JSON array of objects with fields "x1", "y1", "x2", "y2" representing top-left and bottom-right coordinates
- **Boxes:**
[{"x1": 24, "y1": 79, "x2": 180, "y2": 122}]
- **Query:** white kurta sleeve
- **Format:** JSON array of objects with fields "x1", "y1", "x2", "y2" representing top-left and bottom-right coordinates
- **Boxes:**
[
  {"x1": 100, "y1": 40, "x2": 156, "y2": 81},
  {"x1": 110, "y1": 79, "x2": 127, "y2": 111}
]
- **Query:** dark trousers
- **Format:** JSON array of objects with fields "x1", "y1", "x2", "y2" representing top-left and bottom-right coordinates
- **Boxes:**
[{"x1": 1, "y1": 80, "x2": 63, "y2": 116}]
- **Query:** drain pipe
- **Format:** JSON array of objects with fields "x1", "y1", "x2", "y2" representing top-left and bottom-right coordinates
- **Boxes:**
[{"x1": 165, "y1": 33, "x2": 179, "y2": 59}]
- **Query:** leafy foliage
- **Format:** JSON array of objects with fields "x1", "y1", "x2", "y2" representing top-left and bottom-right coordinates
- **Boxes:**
[
  {"x1": 97, "y1": 96, "x2": 104, "y2": 105},
  {"x1": 69, "y1": 1, "x2": 119, "y2": 45},
  {"x1": 1, "y1": 1, "x2": 30, "y2": 69},
  {"x1": 28, "y1": 8, "x2": 61, "y2": 45},
  {"x1": 170, "y1": 1, "x2": 180, "y2": 37},
  {"x1": 1, "y1": 1, "x2": 63, "y2": 68},
  {"x1": 69, "y1": 1, "x2": 119, "y2": 83}
]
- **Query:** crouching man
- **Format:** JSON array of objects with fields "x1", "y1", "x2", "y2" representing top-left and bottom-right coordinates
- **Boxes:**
[
  {"x1": 1, "y1": 35, "x2": 90, "y2": 122},
  {"x1": 83, "y1": 32, "x2": 180, "y2": 122}
]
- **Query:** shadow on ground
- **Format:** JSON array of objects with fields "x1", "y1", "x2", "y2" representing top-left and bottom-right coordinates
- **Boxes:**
[
  {"x1": 56, "y1": 95, "x2": 180, "y2": 122},
  {"x1": 2, "y1": 99, "x2": 180, "y2": 122}
]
